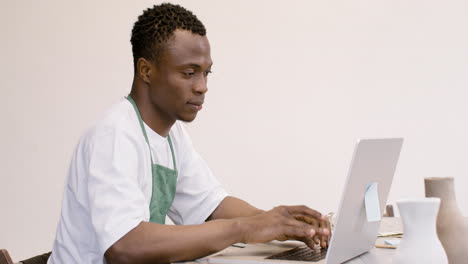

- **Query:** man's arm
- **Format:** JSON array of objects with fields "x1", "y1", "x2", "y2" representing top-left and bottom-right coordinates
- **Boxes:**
[
  {"x1": 105, "y1": 219, "x2": 240, "y2": 264},
  {"x1": 207, "y1": 196, "x2": 265, "y2": 220},
  {"x1": 105, "y1": 205, "x2": 329, "y2": 264}
]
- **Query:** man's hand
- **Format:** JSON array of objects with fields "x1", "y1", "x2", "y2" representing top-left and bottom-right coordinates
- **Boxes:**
[
  {"x1": 295, "y1": 212, "x2": 332, "y2": 248},
  {"x1": 238, "y1": 205, "x2": 331, "y2": 249}
]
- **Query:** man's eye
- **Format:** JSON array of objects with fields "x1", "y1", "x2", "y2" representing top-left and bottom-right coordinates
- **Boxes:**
[
  {"x1": 183, "y1": 72, "x2": 195, "y2": 77},
  {"x1": 204, "y1": 70, "x2": 212, "y2": 76}
]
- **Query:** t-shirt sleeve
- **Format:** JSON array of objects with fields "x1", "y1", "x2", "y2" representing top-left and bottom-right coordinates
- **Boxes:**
[
  {"x1": 168, "y1": 123, "x2": 228, "y2": 225},
  {"x1": 86, "y1": 126, "x2": 149, "y2": 255}
]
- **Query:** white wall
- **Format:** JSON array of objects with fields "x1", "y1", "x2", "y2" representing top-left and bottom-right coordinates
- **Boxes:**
[{"x1": 1, "y1": 0, "x2": 467, "y2": 260}]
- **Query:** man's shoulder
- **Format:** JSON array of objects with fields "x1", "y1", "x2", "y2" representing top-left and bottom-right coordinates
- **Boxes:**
[{"x1": 81, "y1": 98, "x2": 141, "y2": 146}]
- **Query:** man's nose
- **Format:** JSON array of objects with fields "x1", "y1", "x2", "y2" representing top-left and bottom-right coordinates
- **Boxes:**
[{"x1": 193, "y1": 77, "x2": 208, "y2": 94}]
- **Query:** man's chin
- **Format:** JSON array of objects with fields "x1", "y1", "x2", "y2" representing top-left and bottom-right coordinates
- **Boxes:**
[{"x1": 177, "y1": 113, "x2": 198, "y2": 123}]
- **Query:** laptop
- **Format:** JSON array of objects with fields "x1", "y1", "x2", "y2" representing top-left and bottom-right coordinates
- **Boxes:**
[{"x1": 205, "y1": 138, "x2": 404, "y2": 264}]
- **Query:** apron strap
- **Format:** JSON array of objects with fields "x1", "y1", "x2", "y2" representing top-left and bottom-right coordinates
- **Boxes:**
[
  {"x1": 127, "y1": 95, "x2": 154, "y2": 164},
  {"x1": 126, "y1": 95, "x2": 177, "y2": 170},
  {"x1": 167, "y1": 136, "x2": 177, "y2": 171}
]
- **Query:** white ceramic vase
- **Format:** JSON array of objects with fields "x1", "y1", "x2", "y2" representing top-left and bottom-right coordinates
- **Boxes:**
[
  {"x1": 393, "y1": 198, "x2": 448, "y2": 264},
  {"x1": 425, "y1": 177, "x2": 468, "y2": 264}
]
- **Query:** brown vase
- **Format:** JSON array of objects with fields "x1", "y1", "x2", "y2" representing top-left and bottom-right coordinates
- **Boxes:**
[{"x1": 424, "y1": 177, "x2": 468, "y2": 264}]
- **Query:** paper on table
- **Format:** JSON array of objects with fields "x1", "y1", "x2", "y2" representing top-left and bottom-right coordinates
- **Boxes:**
[
  {"x1": 378, "y1": 232, "x2": 403, "y2": 237},
  {"x1": 384, "y1": 239, "x2": 401, "y2": 246},
  {"x1": 365, "y1": 182, "x2": 381, "y2": 222}
]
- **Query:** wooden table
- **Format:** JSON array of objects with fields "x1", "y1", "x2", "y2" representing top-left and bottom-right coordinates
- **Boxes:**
[
  {"x1": 346, "y1": 217, "x2": 402, "y2": 264},
  {"x1": 186, "y1": 217, "x2": 403, "y2": 264}
]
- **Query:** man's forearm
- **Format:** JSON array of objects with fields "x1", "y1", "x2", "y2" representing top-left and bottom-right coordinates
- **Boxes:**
[
  {"x1": 105, "y1": 197, "x2": 262, "y2": 264},
  {"x1": 105, "y1": 218, "x2": 244, "y2": 264},
  {"x1": 208, "y1": 196, "x2": 264, "y2": 220}
]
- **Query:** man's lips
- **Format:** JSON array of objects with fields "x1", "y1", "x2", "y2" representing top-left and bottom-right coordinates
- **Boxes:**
[
  {"x1": 187, "y1": 101, "x2": 203, "y2": 106},
  {"x1": 187, "y1": 100, "x2": 204, "y2": 111}
]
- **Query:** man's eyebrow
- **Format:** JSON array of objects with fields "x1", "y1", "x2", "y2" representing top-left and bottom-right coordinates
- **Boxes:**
[{"x1": 180, "y1": 63, "x2": 213, "y2": 69}]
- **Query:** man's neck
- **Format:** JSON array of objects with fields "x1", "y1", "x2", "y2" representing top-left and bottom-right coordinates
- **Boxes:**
[{"x1": 129, "y1": 86, "x2": 175, "y2": 138}]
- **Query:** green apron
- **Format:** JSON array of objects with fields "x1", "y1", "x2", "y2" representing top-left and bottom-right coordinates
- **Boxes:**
[{"x1": 127, "y1": 96, "x2": 178, "y2": 224}]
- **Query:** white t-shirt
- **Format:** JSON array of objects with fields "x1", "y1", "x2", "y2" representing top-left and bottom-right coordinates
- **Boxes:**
[{"x1": 48, "y1": 98, "x2": 228, "y2": 264}]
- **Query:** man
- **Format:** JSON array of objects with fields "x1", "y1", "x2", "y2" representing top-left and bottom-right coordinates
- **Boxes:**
[{"x1": 46, "y1": 3, "x2": 330, "y2": 264}]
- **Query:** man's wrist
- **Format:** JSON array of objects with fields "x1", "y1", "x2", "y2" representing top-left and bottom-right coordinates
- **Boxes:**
[{"x1": 231, "y1": 217, "x2": 249, "y2": 244}]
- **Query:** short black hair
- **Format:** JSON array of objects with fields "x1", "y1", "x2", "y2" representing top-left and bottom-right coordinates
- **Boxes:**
[{"x1": 130, "y1": 3, "x2": 206, "y2": 72}]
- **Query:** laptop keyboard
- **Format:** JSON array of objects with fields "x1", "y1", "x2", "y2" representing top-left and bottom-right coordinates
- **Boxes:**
[{"x1": 266, "y1": 245, "x2": 327, "y2": 262}]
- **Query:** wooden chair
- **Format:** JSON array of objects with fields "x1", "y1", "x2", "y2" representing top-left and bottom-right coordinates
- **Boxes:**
[
  {"x1": 0, "y1": 249, "x2": 14, "y2": 264},
  {"x1": 0, "y1": 249, "x2": 51, "y2": 264}
]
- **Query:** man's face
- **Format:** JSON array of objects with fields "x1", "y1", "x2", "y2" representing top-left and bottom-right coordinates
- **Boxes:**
[{"x1": 148, "y1": 29, "x2": 212, "y2": 123}]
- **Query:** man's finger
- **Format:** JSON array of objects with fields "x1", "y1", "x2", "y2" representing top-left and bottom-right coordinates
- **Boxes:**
[
  {"x1": 319, "y1": 218, "x2": 331, "y2": 248},
  {"x1": 283, "y1": 218, "x2": 319, "y2": 237},
  {"x1": 323, "y1": 217, "x2": 331, "y2": 236},
  {"x1": 298, "y1": 215, "x2": 331, "y2": 242},
  {"x1": 282, "y1": 225, "x2": 315, "y2": 241},
  {"x1": 313, "y1": 235, "x2": 320, "y2": 245},
  {"x1": 320, "y1": 232, "x2": 327, "y2": 248},
  {"x1": 303, "y1": 237, "x2": 317, "y2": 249},
  {"x1": 286, "y1": 205, "x2": 323, "y2": 220},
  {"x1": 293, "y1": 214, "x2": 319, "y2": 227}
]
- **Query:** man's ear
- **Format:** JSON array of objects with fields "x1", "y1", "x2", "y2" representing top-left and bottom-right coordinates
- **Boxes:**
[{"x1": 137, "y1": 58, "x2": 153, "y2": 84}]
